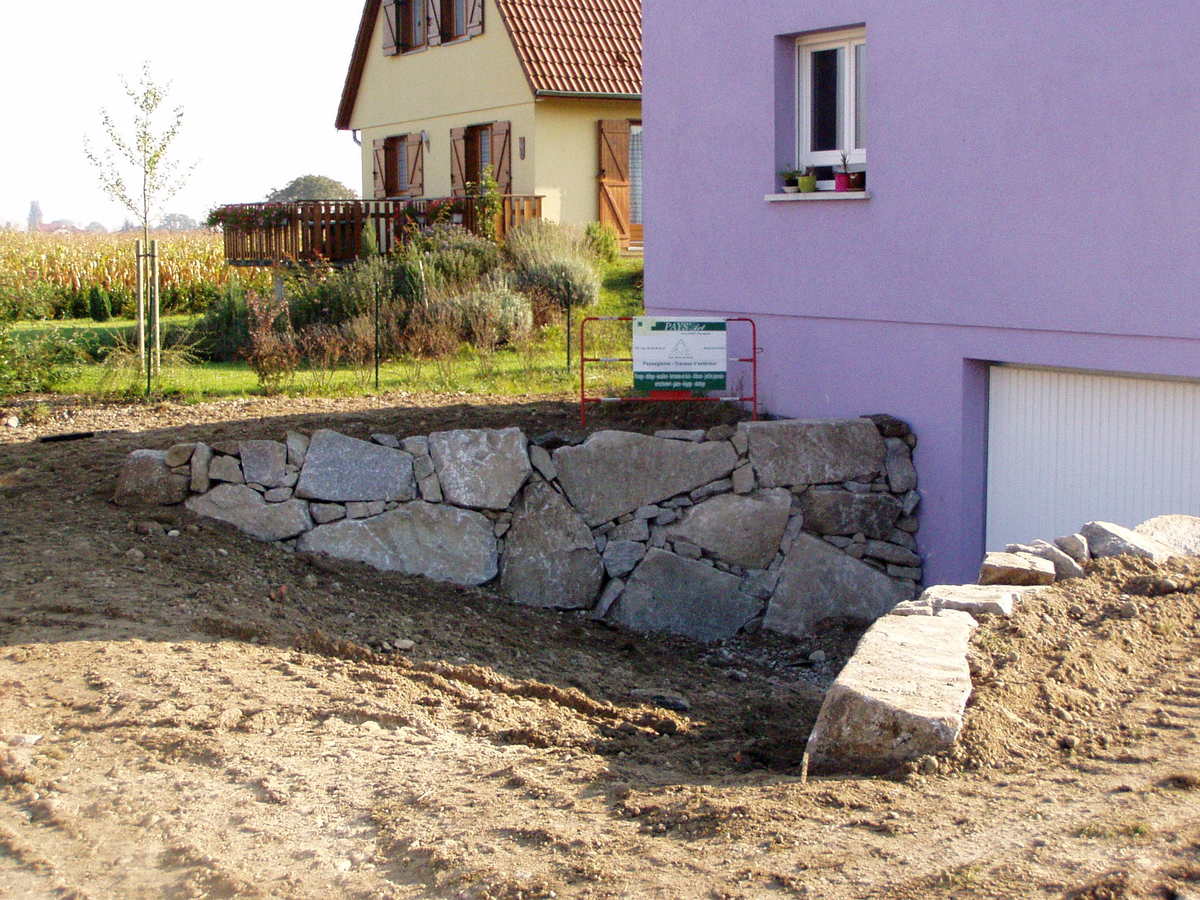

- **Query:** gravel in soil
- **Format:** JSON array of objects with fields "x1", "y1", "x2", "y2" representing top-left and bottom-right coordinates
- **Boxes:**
[{"x1": 1, "y1": 394, "x2": 1200, "y2": 898}]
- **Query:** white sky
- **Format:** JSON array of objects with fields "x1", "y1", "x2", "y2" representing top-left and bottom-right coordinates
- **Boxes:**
[{"x1": 0, "y1": 2, "x2": 366, "y2": 230}]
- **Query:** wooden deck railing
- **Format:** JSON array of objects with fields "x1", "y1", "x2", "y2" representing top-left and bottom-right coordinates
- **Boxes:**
[{"x1": 213, "y1": 196, "x2": 543, "y2": 267}]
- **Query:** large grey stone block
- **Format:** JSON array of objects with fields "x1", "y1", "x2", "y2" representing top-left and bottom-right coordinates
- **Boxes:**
[
  {"x1": 978, "y1": 551, "x2": 1056, "y2": 586},
  {"x1": 1026, "y1": 539, "x2": 1086, "y2": 580},
  {"x1": 190, "y1": 442, "x2": 213, "y2": 494},
  {"x1": 500, "y1": 480, "x2": 603, "y2": 609},
  {"x1": 186, "y1": 484, "x2": 312, "y2": 542},
  {"x1": 554, "y1": 431, "x2": 738, "y2": 526},
  {"x1": 740, "y1": 419, "x2": 886, "y2": 488},
  {"x1": 298, "y1": 502, "x2": 497, "y2": 585},
  {"x1": 917, "y1": 584, "x2": 1019, "y2": 618},
  {"x1": 114, "y1": 449, "x2": 189, "y2": 506},
  {"x1": 805, "y1": 612, "x2": 975, "y2": 773},
  {"x1": 884, "y1": 438, "x2": 918, "y2": 493},
  {"x1": 610, "y1": 548, "x2": 761, "y2": 642},
  {"x1": 427, "y1": 427, "x2": 530, "y2": 510},
  {"x1": 1135, "y1": 515, "x2": 1200, "y2": 557},
  {"x1": 1082, "y1": 520, "x2": 1181, "y2": 562},
  {"x1": 764, "y1": 534, "x2": 913, "y2": 637},
  {"x1": 240, "y1": 440, "x2": 288, "y2": 488},
  {"x1": 603, "y1": 540, "x2": 646, "y2": 578},
  {"x1": 663, "y1": 489, "x2": 791, "y2": 569},
  {"x1": 294, "y1": 429, "x2": 416, "y2": 503},
  {"x1": 798, "y1": 490, "x2": 902, "y2": 539}
]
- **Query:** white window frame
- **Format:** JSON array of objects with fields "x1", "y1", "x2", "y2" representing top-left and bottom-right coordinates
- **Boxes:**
[{"x1": 796, "y1": 28, "x2": 866, "y2": 174}]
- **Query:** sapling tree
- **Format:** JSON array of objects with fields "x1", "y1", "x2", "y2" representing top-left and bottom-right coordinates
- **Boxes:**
[{"x1": 84, "y1": 62, "x2": 195, "y2": 246}]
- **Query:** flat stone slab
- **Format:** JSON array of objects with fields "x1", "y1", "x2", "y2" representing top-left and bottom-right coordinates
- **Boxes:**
[
  {"x1": 186, "y1": 484, "x2": 312, "y2": 542},
  {"x1": 764, "y1": 534, "x2": 913, "y2": 638},
  {"x1": 1025, "y1": 539, "x2": 1086, "y2": 579},
  {"x1": 427, "y1": 427, "x2": 531, "y2": 510},
  {"x1": 1082, "y1": 521, "x2": 1181, "y2": 562},
  {"x1": 805, "y1": 612, "x2": 976, "y2": 773},
  {"x1": 554, "y1": 431, "x2": 738, "y2": 527},
  {"x1": 114, "y1": 450, "x2": 189, "y2": 506},
  {"x1": 499, "y1": 480, "x2": 603, "y2": 609},
  {"x1": 297, "y1": 502, "x2": 497, "y2": 586},
  {"x1": 240, "y1": 440, "x2": 288, "y2": 488},
  {"x1": 798, "y1": 490, "x2": 902, "y2": 539},
  {"x1": 294, "y1": 429, "x2": 416, "y2": 503},
  {"x1": 978, "y1": 551, "x2": 1056, "y2": 586},
  {"x1": 663, "y1": 489, "x2": 791, "y2": 569},
  {"x1": 610, "y1": 548, "x2": 760, "y2": 642},
  {"x1": 1135, "y1": 515, "x2": 1200, "y2": 557},
  {"x1": 740, "y1": 419, "x2": 885, "y2": 488},
  {"x1": 918, "y1": 584, "x2": 1018, "y2": 618}
]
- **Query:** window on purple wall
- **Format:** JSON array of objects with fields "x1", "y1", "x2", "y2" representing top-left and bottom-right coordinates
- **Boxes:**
[{"x1": 796, "y1": 27, "x2": 866, "y2": 188}]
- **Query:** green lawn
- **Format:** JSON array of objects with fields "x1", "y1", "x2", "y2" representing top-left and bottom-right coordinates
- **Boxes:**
[
  {"x1": 12, "y1": 314, "x2": 197, "y2": 339},
  {"x1": 41, "y1": 257, "x2": 645, "y2": 402}
]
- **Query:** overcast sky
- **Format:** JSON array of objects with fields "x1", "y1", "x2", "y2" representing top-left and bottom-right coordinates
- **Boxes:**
[{"x1": 0, "y1": 1, "x2": 366, "y2": 230}]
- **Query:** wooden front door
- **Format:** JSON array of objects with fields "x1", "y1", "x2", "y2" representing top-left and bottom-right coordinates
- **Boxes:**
[{"x1": 598, "y1": 119, "x2": 632, "y2": 248}]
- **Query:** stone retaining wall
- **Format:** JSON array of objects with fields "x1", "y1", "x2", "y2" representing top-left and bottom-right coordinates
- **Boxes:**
[{"x1": 114, "y1": 416, "x2": 922, "y2": 642}]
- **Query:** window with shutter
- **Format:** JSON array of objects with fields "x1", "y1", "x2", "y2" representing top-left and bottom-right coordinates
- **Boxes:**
[
  {"x1": 372, "y1": 139, "x2": 388, "y2": 200},
  {"x1": 439, "y1": 0, "x2": 468, "y2": 41},
  {"x1": 450, "y1": 128, "x2": 467, "y2": 196},
  {"x1": 490, "y1": 121, "x2": 512, "y2": 195},
  {"x1": 425, "y1": 0, "x2": 443, "y2": 46},
  {"x1": 405, "y1": 134, "x2": 425, "y2": 197},
  {"x1": 399, "y1": 0, "x2": 426, "y2": 50},
  {"x1": 466, "y1": 0, "x2": 484, "y2": 37}
]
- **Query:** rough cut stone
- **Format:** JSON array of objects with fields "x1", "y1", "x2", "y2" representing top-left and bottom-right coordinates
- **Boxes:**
[
  {"x1": 114, "y1": 450, "x2": 189, "y2": 506},
  {"x1": 212, "y1": 441, "x2": 241, "y2": 457},
  {"x1": 427, "y1": 427, "x2": 530, "y2": 510},
  {"x1": 609, "y1": 518, "x2": 649, "y2": 543},
  {"x1": 310, "y1": 503, "x2": 346, "y2": 525},
  {"x1": 1026, "y1": 539, "x2": 1086, "y2": 579},
  {"x1": 1135, "y1": 515, "x2": 1200, "y2": 557},
  {"x1": 664, "y1": 489, "x2": 791, "y2": 569},
  {"x1": 208, "y1": 455, "x2": 244, "y2": 484},
  {"x1": 654, "y1": 429, "x2": 705, "y2": 442},
  {"x1": 554, "y1": 431, "x2": 738, "y2": 526},
  {"x1": 603, "y1": 540, "x2": 646, "y2": 578},
  {"x1": 371, "y1": 433, "x2": 400, "y2": 448},
  {"x1": 499, "y1": 480, "x2": 603, "y2": 609},
  {"x1": 764, "y1": 534, "x2": 913, "y2": 637},
  {"x1": 805, "y1": 612, "x2": 975, "y2": 773},
  {"x1": 1081, "y1": 521, "x2": 1180, "y2": 562},
  {"x1": 592, "y1": 578, "x2": 625, "y2": 619},
  {"x1": 263, "y1": 487, "x2": 293, "y2": 503},
  {"x1": 798, "y1": 490, "x2": 902, "y2": 539},
  {"x1": 346, "y1": 501, "x2": 386, "y2": 519},
  {"x1": 240, "y1": 440, "x2": 288, "y2": 488},
  {"x1": 186, "y1": 484, "x2": 312, "y2": 542},
  {"x1": 741, "y1": 419, "x2": 885, "y2": 488},
  {"x1": 1054, "y1": 533, "x2": 1090, "y2": 564},
  {"x1": 863, "y1": 540, "x2": 921, "y2": 567},
  {"x1": 190, "y1": 442, "x2": 213, "y2": 494},
  {"x1": 295, "y1": 429, "x2": 416, "y2": 503},
  {"x1": 418, "y1": 474, "x2": 442, "y2": 503},
  {"x1": 919, "y1": 584, "x2": 1018, "y2": 618},
  {"x1": 731, "y1": 463, "x2": 755, "y2": 495},
  {"x1": 690, "y1": 479, "x2": 733, "y2": 502},
  {"x1": 611, "y1": 549, "x2": 760, "y2": 642},
  {"x1": 529, "y1": 444, "x2": 557, "y2": 482},
  {"x1": 285, "y1": 431, "x2": 309, "y2": 468},
  {"x1": 298, "y1": 502, "x2": 497, "y2": 585},
  {"x1": 978, "y1": 551, "x2": 1056, "y2": 586},
  {"x1": 673, "y1": 540, "x2": 702, "y2": 560},
  {"x1": 884, "y1": 438, "x2": 917, "y2": 493},
  {"x1": 400, "y1": 436, "x2": 429, "y2": 456},
  {"x1": 706, "y1": 424, "x2": 737, "y2": 441},
  {"x1": 165, "y1": 443, "x2": 196, "y2": 467}
]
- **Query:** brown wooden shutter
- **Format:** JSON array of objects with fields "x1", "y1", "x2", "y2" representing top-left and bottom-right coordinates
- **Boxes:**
[
  {"x1": 372, "y1": 139, "x2": 388, "y2": 199},
  {"x1": 425, "y1": 0, "x2": 443, "y2": 45},
  {"x1": 406, "y1": 133, "x2": 424, "y2": 197},
  {"x1": 382, "y1": 0, "x2": 400, "y2": 55},
  {"x1": 450, "y1": 127, "x2": 467, "y2": 196},
  {"x1": 597, "y1": 120, "x2": 632, "y2": 246},
  {"x1": 490, "y1": 121, "x2": 512, "y2": 195},
  {"x1": 466, "y1": 0, "x2": 484, "y2": 37}
]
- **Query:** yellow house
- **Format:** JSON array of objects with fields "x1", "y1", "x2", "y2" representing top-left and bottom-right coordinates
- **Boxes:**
[{"x1": 335, "y1": 0, "x2": 644, "y2": 247}]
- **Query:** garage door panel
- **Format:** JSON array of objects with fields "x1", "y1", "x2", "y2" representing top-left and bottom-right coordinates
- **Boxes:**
[{"x1": 986, "y1": 366, "x2": 1200, "y2": 550}]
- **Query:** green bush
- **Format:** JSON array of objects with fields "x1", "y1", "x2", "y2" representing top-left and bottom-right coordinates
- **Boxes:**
[
  {"x1": 456, "y1": 275, "x2": 533, "y2": 347},
  {"x1": 506, "y1": 220, "x2": 599, "y2": 311},
  {"x1": 88, "y1": 286, "x2": 112, "y2": 322},
  {"x1": 192, "y1": 283, "x2": 250, "y2": 362},
  {"x1": 412, "y1": 225, "x2": 504, "y2": 285},
  {"x1": 0, "y1": 321, "x2": 86, "y2": 396},
  {"x1": 585, "y1": 221, "x2": 619, "y2": 264},
  {"x1": 69, "y1": 290, "x2": 90, "y2": 319}
]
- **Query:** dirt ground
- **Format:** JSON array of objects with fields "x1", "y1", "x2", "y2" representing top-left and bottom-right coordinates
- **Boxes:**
[{"x1": 1, "y1": 393, "x2": 1199, "y2": 899}]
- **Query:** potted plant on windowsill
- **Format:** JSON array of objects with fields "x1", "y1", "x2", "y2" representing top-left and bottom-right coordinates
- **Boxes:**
[
  {"x1": 779, "y1": 167, "x2": 817, "y2": 193},
  {"x1": 835, "y1": 153, "x2": 866, "y2": 192}
]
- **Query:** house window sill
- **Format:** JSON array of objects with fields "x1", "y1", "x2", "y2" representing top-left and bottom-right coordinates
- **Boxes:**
[{"x1": 764, "y1": 191, "x2": 870, "y2": 202}]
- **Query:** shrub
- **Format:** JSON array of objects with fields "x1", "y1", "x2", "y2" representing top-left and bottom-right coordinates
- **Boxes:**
[
  {"x1": 585, "y1": 221, "x2": 619, "y2": 264},
  {"x1": 411, "y1": 225, "x2": 503, "y2": 285},
  {"x1": 192, "y1": 282, "x2": 250, "y2": 362},
  {"x1": 0, "y1": 322, "x2": 86, "y2": 396},
  {"x1": 69, "y1": 290, "x2": 90, "y2": 319},
  {"x1": 456, "y1": 275, "x2": 533, "y2": 347},
  {"x1": 506, "y1": 220, "x2": 600, "y2": 312},
  {"x1": 243, "y1": 292, "x2": 298, "y2": 393},
  {"x1": 87, "y1": 286, "x2": 111, "y2": 322}
]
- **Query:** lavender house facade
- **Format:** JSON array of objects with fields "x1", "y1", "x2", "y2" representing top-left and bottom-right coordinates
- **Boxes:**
[{"x1": 644, "y1": 4, "x2": 1200, "y2": 585}]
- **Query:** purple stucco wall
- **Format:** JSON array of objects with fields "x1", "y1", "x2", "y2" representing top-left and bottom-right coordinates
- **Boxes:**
[{"x1": 643, "y1": 3, "x2": 1200, "y2": 584}]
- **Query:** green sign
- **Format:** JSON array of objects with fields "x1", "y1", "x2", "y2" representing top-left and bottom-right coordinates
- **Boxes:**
[{"x1": 632, "y1": 317, "x2": 727, "y2": 392}]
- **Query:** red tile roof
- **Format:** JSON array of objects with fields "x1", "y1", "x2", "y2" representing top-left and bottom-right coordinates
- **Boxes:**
[
  {"x1": 337, "y1": 0, "x2": 641, "y2": 130},
  {"x1": 495, "y1": 0, "x2": 642, "y2": 97}
]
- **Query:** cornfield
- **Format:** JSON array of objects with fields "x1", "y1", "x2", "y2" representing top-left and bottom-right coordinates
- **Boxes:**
[{"x1": 0, "y1": 229, "x2": 270, "y2": 319}]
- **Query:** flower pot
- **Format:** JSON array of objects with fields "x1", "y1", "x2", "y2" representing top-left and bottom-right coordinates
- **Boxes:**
[
  {"x1": 834, "y1": 173, "x2": 852, "y2": 192},
  {"x1": 797, "y1": 174, "x2": 817, "y2": 193},
  {"x1": 848, "y1": 171, "x2": 866, "y2": 190},
  {"x1": 782, "y1": 184, "x2": 800, "y2": 193}
]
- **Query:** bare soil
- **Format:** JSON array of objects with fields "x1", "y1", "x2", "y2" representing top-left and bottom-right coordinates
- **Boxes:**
[{"x1": 1, "y1": 394, "x2": 1199, "y2": 899}]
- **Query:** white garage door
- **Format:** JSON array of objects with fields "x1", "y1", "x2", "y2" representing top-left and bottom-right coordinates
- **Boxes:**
[{"x1": 986, "y1": 365, "x2": 1200, "y2": 550}]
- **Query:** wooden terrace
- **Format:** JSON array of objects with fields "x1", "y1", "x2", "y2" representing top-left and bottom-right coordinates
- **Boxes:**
[{"x1": 213, "y1": 196, "x2": 543, "y2": 267}]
